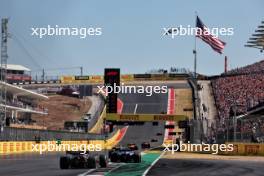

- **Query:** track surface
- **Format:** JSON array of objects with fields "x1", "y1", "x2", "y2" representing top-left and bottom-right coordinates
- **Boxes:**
[
  {"x1": 118, "y1": 90, "x2": 168, "y2": 149},
  {"x1": 0, "y1": 153, "x2": 88, "y2": 176},
  {"x1": 147, "y1": 153, "x2": 264, "y2": 176},
  {"x1": 0, "y1": 82, "x2": 188, "y2": 176}
]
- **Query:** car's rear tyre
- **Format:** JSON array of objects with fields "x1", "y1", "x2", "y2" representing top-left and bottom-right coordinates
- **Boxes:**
[
  {"x1": 120, "y1": 154, "x2": 127, "y2": 162},
  {"x1": 134, "y1": 154, "x2": 141, "y2": 163},
  {"x1": 99, "y1": 154, "x2": 107, "y2": 168},
  {"x1": 87, "y1": 156, "x2": 96, "y2": 168},
  {"x1": 60, "y1": 157, "x2": 69, "y2": 169},
  {"x1": 110, "y1": 153, "x2": 118, "y2": 162}
]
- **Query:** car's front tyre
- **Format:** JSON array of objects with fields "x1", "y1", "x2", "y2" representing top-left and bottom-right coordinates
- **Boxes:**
[
  {"x1": 87, "y1": 156, "x2": 96, "y2": 168},
  {"x1": 60, "y1": 157, "x2": 70, "y2": 169},
  {"x1": 99, "y1": 154, "x2": 107, "y2": 168}
]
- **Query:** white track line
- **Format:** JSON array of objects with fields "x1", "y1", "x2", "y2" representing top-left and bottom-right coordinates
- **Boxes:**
[
  {"x1": 104, "y1": 163, "x2": 124, "y2": 175},
  {"x1": 77, "y1": 169, "x2": 96, "y2": 176},
  {"x1": 134, "y1": 103, "x2": 138, "y2": 114},
  {"x1": 142, "y1": 151, "x2": 165, "y2": 176}
]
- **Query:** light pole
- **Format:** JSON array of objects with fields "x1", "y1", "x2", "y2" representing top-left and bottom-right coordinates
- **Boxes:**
[{"x1": 0, "y1": 18, "x2": 8, "y2": 132}]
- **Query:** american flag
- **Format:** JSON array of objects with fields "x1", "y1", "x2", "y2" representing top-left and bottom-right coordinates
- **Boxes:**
[{"x1": 196, "y1": 16, "x2": 226, "y2": 54}]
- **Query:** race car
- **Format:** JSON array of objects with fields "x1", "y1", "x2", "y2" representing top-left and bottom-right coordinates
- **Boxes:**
[
  {"x1": 151, "y1": 139, "x2": 158, "y2": 142},
  {"x1": 156, "y1": 132, "x2": 163, "y2": 136},
  {"x1": 141, "y1": 142, "x2": 151, "y2": 149},
  {"x1": 127, "y1": 143, "x2": 139, "y2": 150},
  {"x1": 108, "y1": 147, "x2": 141, "y2": 163},
  {"x1": 60, "y1": 151, "x2": 107, "y2": 169}
]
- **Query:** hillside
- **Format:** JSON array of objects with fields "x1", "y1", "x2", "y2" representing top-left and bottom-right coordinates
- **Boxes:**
[{"x1": 32, "y1": 95, "x2": 91, "y2": 130}]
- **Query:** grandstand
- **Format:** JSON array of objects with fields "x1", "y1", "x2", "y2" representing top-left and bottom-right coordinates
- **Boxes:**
[
  {"x1": 223, "y1": 60, "x2": 264, "y2": 75},
  {"x1": 237, "y1": 103, "x2": 264, "y2": 143},
  {"x1": 210, "y1": 59, "x2": 264, "y2": 143},
  {"x1": 245, "y1": 20, "x2": 264, "y2": 52},
  {"x1": 0, "y1": 81, "x2": 48, "y2": 129}
]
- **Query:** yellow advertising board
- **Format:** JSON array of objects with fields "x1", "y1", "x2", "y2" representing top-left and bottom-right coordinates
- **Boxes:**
[
  {"x1": 105, "y1": 113, "x2": 187, "y2": 122},
  {"x1": 220, "y1": 143, "x2": 264, "y2": 156},
  {"x1": 89, "y1": 75, "x2": 103, "y2": 83},
  {"x1": 60, "y1": 76, "x2": 75, "y2": 84},
  {"x1": 121, "y1": 74, "x2": 134, "y2": 82},
  {"x1": 60, "y1": 75, "x2": 103, "y2": 84}
]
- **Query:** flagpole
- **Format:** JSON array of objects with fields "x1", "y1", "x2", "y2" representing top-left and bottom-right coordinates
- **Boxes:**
[
  {"x1": 193, "y1": 12, "x2": 200, "y2": 122},
  {"x1": 194, "y1": 36, "x2": 197, "y2": 79},
  {"x1": 193, "y1": 12, "x2": 198, "y2": 79}
]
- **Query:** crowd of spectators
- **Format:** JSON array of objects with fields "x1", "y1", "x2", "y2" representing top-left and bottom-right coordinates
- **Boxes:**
[
  {"x1": 223, "y1": 60, "x2": 264, "y2": 75},
  {"x1": 239, "y1": 119, "x2": 264, "y2": 134},
  {"x1": 211, "y1": 60, "x2": 264, "y2": 142},
  {"x1": 212, "y1": 73, "x2": 264, "y2": 119}
]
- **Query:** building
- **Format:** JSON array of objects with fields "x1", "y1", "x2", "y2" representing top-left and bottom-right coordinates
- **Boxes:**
[
  {"x1": 0, "y1": 81, "x2": 48, "y2": 129},
  {"x1": 0, "y1": 64, "x2": 31, "y2": 83}
]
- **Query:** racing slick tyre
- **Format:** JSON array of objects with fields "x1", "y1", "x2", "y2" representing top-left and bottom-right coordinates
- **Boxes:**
[
  {"x1": 133, "y1": 154, "x2": 141, "y2": 163},
  {"x1": 60, "y1": 157, "x2": 70, "y2": 169},
  {"x1": 120, "y1": 154, "x2": 127, "y2": 162},
  {"x1": 87, "y1": 156, "x2": 96, "y2": 168},
  {"x1": 110, "y1": 153, "x2": 118, "y2": 162},
  {"x1": 99, "y1": 154, "x2": 107, "y2": 168}
]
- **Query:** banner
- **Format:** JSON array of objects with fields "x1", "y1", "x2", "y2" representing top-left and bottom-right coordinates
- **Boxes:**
[
  {"x1": 105, "y1": 113, "x2": 187, "y2": 122},
  {"x1": 121, "y1": 74, "x2": 134, "y2": 82},
  {"x1": 89, "y1": 75, "x2": 103, "y2": 83}
]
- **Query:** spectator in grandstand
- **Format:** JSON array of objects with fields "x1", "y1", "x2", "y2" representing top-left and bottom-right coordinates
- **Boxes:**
[
  {"x1": 224, "y1": 60, "x2": 264, "y2": 75},
  {"x1": 212, "y1": 73, "x2": 264, "y2": 120},
  {"x1": 212, "y1": 60, "x2": 264, "y2": 142}
]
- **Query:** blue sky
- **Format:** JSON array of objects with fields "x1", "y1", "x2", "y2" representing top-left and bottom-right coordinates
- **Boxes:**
[{"x1": 0, "y1": 0, "x2": 263, "y2": 76}]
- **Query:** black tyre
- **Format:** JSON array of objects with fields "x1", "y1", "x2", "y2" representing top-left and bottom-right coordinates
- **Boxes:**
[
  {"x1": 87, "y1": 156, "x2": 96, "y2": 168},
  {"x1": 110, "y1": 153, "x2": 118, "y2": 162},
  {"x1": 120, "y1": 154, "x2": 127, "y2": 162},
  {"x1": 133, "y1": 154, "x2": 141, "y2": 163},
  {"x1": 99, "y1": 154, "x2": 107, "y2": 168},
  {"x1": 60, "y1": 157, "x2": 69, "y2": 169},
  {"x1": 108, "y1": 151, "x2": 112, "y2": 158}
]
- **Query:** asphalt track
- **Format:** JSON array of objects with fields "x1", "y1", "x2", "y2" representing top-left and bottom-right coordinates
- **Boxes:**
[
  {"x1": 118, "y1": 91, "x2": 168, "y2": 148},
  {"x1": 0, "y1": 153, "x2": 89, "y2": 176},
  {"x1": 147, "y1": 155, "x2": 264, "y2": 176},
  {"x1": 4, "y1": 82, "x2": 263, "y2": 176},
  {"x1": 0, "y1": 82, "x2": 188, "y2": 176}
]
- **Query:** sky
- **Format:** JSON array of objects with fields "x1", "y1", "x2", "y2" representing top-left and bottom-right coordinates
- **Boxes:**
[{"x1": 0, "y1": 0, "x2": 263, "y2": 76}]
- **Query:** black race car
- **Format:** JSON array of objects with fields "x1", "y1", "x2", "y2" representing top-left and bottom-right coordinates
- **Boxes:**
[
  {"x1": 127, "y1": 143, "x2": 139, "y2": 150},
  {"x1": 141, "y1": 142, "x2": 151, "y2": 149},
  {"x1": 156, "y1": 132, "x2": 163, "y2": 136},
  {"x1": 108, "y1": 147, "x2": 141, "y2": 163},
  {"x1": 60, "y1": 151, "x2": 107, "y2": 169},
  {"x1": 151, "y1": 139, "x2": 158, "y2": 142}
]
